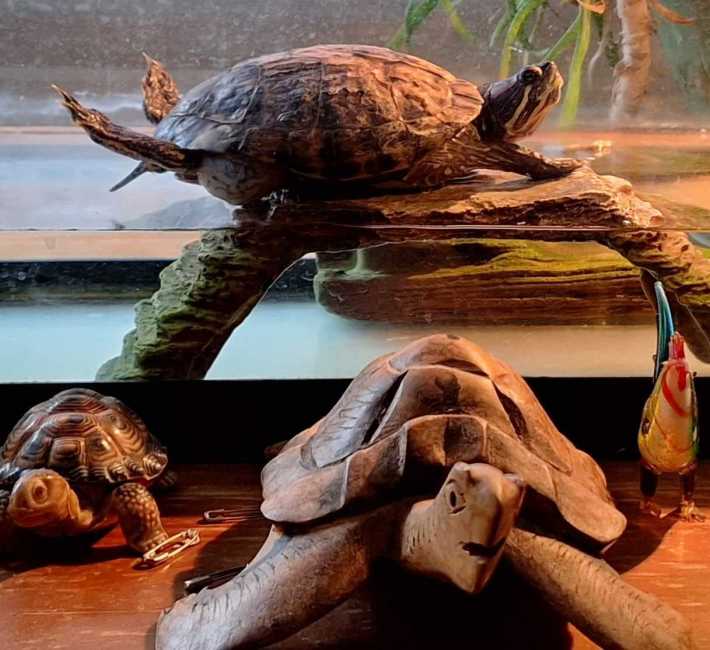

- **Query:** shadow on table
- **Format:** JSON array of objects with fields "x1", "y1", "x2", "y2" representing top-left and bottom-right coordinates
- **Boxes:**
[{"x1": 166, "y1": 522, "x2": 576, "y2": 649}]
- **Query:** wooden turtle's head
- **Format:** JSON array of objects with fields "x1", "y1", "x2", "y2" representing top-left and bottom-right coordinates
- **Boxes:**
[
  {"x1": 431, "y1": 462, "x2": 525, "y2": 593},
  {"x1": 477, "y1": 61, "x2": 563, "y2": 142},
  {"x1": 8, "y1": 469, "x2": 80, "y2": 530}
]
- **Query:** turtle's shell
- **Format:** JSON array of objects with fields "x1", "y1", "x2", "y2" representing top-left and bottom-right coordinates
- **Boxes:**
[
  {"x1": 262, "y1": 334, "x2": 626, "y2": 549},
  {"x1": 0, "y1": 389, "x2": 167, "y2": 487},
  {"x1": 155, "y1": 44, "x2": 483, "y2": 182}
]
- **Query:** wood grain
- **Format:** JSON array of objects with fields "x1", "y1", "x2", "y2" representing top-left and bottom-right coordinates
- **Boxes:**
[{"x1": 1, "y1": 462, "x2": 709, "y2": 649}]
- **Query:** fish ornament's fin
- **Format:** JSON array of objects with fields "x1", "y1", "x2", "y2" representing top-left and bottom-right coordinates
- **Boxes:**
[{"x1": 653, "y1": 280, "x2": 675, "y2": 382}]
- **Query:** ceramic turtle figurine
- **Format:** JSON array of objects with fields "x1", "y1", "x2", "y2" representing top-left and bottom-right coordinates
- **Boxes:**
[
  {"x1": 52, "y1": 45, "x2": 581, "y2": 206},
  {"x1": 0, "y1": 388, "x2": 197, "y2": 563},
  {"x1": 157, "y1": 335, "x2": 692, "y2": 650}
]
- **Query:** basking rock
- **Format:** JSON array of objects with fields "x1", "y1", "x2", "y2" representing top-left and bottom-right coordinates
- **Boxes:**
[{"x1": 97, "y1": 166, "x2": 710, "y2": 380}]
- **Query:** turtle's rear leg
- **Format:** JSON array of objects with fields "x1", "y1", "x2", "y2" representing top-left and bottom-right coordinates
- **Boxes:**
[
  {"x1": 112, "y1": 482, "x2": 168, "y2": 554},
  {"x1": 52, "y1": 85, "x2": 198, "y2": 174},
  {"x1": 141, "y1": 53, "x2": 181, "y2": 124}
]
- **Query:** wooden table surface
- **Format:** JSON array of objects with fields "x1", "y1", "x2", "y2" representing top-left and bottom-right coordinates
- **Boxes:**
[{"x1": 1, "y1": 462, "x2": 709, "y2": 649}]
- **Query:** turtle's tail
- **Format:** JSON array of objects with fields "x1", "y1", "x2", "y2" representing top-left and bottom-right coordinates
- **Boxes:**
[
  {"x1": 51, "y1": 85, "x2": 198, "y2": 182},
  {"x1": 156, "y1": 516, "x2": 379, "y2": 650}
]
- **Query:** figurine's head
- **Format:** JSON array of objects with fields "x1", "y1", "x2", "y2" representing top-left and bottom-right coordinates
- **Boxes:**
[
  {"x1": 8, "y1": 469, "x2": 77, "y2": 529},
  {"x1": 476, "y1": 61, "x2": 564, "y2": 142},
  {"x1": 432, "y1": 462, "x2": 525, "y2": 593}
]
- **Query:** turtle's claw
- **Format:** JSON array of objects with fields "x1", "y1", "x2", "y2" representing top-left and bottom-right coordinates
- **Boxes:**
[{"x1": 51, "y1": 84, "x2": 105, "y2": 129}]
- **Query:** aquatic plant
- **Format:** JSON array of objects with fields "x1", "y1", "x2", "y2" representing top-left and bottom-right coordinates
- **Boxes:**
[{"x1": 388, "y1": 0, "x2": 698, "y2": 125}]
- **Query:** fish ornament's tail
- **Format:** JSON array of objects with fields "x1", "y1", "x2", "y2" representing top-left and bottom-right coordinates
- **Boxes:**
[{"x1": 653, "y1": 280, "x2": 676, "y2": 381}]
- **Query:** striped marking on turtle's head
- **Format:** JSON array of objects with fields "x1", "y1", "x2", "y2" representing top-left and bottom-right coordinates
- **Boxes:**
[{"x1": 477, "y1": 62, "x2": 563, "y2": 142}]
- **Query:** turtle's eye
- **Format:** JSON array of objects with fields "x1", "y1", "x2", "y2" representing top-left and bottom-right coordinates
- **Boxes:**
[
  {"x1": 446, "y1": 484, "x2": 466, "y2": 513},
  {"x1": 521, "y1": 67, "x2": 543, "y2": 84}
]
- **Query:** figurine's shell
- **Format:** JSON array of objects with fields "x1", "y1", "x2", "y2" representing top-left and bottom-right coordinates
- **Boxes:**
[
  {"x1": 0, "y1": 388, "x2": 167, "y2": 486},
  {"x1": 155, "y1": 44, "x2": 483, "y2": 182},
  {"x1": 262, "y1": 334, "x2": 626, "y2": 549}
]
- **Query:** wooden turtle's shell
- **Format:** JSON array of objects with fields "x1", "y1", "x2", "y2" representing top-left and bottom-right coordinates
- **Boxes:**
[
  {"x1": 154, "y1": 44, "x2": 483, "y2": 182},
  {"x1": 262, "y1": 334, "x2": 626, "y2": 549},
  {"x1": 0, "y1": 389, "x2": 167, "y2": 487}
]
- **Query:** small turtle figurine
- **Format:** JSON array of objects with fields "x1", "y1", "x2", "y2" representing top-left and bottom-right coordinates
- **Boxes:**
[
  {"x1": 157, "y1": 335, "x2": 692, "y2": 650},
  {"x1": 52, "y1": 45, "x2": 581, "y2": 206},
  {"x1": 0, "y1": 388, "x2": 198, "y2": 564}
]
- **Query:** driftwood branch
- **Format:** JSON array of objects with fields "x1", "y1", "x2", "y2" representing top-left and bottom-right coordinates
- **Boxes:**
[
  {"x1": 98, "y1": 166, "x2": 710, "y2": 380},
  {"x1": 611, "y1": 0, "x2": 654, "y2": 123}
]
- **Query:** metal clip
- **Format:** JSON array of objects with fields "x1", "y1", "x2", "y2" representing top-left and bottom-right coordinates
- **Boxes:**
[
  {"x1": 201, "y1": 507, "x2": 261, "y2": 524},
  {"x1": 141, "y1": 528, "x2": 200, "y2": 567}
]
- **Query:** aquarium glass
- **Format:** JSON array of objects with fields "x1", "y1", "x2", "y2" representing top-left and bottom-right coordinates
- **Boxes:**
[{"x1": 2, "y1": 0, "x2": 710, "y2": 382}]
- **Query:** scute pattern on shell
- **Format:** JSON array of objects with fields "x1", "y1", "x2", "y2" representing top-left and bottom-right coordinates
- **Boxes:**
[
  {"x1": 0, "y1": 389, "x2": 167, "y2": 486},
  {"x1": 155, "y1": 44, "x2": 483, "y2": 182},
  {"x1": 261, "y1": 334, "x2": 622, "y2": 545}
]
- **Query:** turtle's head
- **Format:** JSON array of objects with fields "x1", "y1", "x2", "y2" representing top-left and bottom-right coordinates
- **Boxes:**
[
  {"x1": 430, "y1": 463, "x2": 525, "y2": 593},
  {"x1": 8, "y1": 469, "x2": 76, "y2": 529},
  {"x1": 476, "y1": 61, "x2": 563, "y2": 142}
]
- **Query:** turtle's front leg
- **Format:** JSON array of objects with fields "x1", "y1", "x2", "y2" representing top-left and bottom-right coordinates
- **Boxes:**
[
  {"x1": 675, "y1": 462, "x2": 705, "y2": 522},
  {"x1": 112, "y1": 482, "x2": 169, "y2": 554},
  {"x1": 157, "y1": 514, "x2": 379, "y2": 650},
  {"x1": 485, "y1": 142, "x2": 583, "y2": 180},
  {"x1": 506, "y1": 528, "x2": 695, "y2": 650}
]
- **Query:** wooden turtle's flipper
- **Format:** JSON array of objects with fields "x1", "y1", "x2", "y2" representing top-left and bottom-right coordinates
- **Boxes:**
[
  {"x1": 506, "y1": 528, "x2": 695, "y2": 650},
  {"x1": 141, "y1": 53, "x2": 181, "y2": 124},
  {"x1": 157, "y1": 512, "x2": 385, "y2": 650},
  {"x1": 112, "y1": 482, "x2": 168, "y2": 554},
  {"x1": 52, "y1": 85, "x2": 197, "y2": 173},
  {"x1": 405, "y1": 126, "x2": 582, "y2": 187}
]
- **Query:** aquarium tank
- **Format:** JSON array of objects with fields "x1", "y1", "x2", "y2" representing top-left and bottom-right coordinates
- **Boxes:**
[
  {"x1": 1, "y1": 0, "x2": 709, "y2": 383},
  {"x1": 1, "y1": 1, "x2": 710, "y2": 649}
]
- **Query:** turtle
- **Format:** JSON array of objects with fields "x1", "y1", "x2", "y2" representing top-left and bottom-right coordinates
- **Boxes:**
[
  {"x1": 156, "y1": 334, "x2": 693, "y2": 650},
  {"x1": 51, "y1": 45, "x2": 581, "y2": 207},
  {"x1": 0, "y1": 388, "x2": 196, "y2": 562}
]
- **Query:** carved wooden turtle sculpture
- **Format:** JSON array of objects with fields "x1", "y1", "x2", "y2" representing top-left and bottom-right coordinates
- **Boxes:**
[
  {"x1": 52, "y1": 45, "x2": 580, "y2": 206},
  {"x1": 157, "y1": 335, "x2": 693, "y2": 650},
  {"x1": 0, "y1": 389, "x2": 197, "y2": 563}
]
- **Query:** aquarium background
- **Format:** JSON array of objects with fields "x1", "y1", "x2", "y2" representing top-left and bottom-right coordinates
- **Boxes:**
[{"x1": 1, "y1": 0, "x2": 710, "y2": 382}]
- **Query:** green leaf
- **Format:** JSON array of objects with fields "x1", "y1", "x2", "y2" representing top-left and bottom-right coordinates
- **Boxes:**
[
  {"x1": 490, "y1": 0, "x2": 519, "y2": 48},
  {"x1": 499, "y1": 0, "x2": 547, "y2": 79},
  {"x1": 543, "y1": 10, "x2": 581, "y2": 61},
  {"x1": 559, "y1": 6, "x2": 593, "y2": 127},
  {"x1": 387, "y1": 25, "x2": 410, "y2": 50},
  {"x1": 441, "y1": 0, "x2": 475, "y2": 43},
  {"x1": 405, "y1": 0, "x2": 441, "y2": 44}
]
